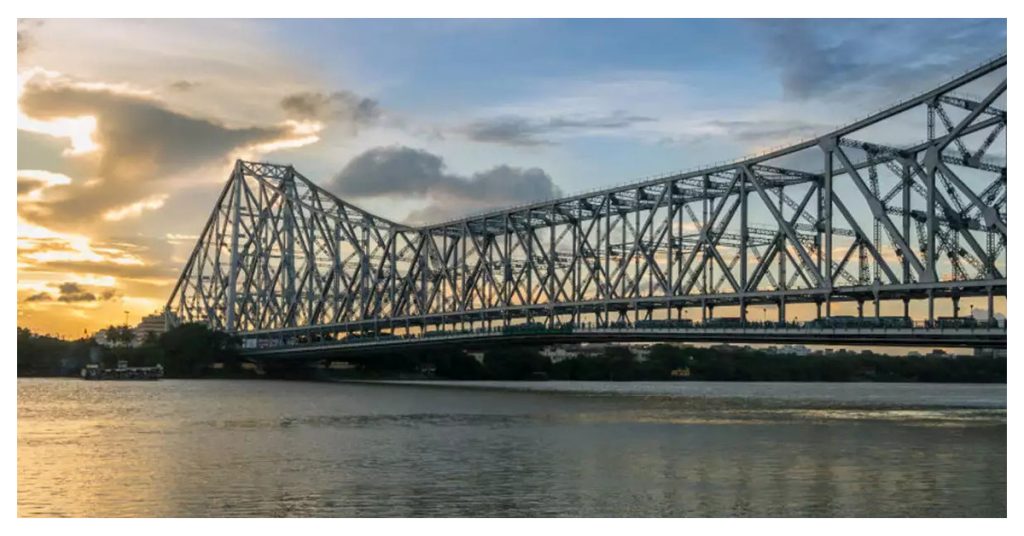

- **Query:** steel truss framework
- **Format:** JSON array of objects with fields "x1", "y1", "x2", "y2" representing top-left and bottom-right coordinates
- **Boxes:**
[{"x1": 167, "y1": 55, "x2": 1007, "y2": 341}]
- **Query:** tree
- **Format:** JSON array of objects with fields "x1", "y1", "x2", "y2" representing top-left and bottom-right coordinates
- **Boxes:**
[
  {"x1": 104, "y1": 324, "x2": 136, "y2": 347},
  {"x1": 159, "y1": 323, "x2": 239, "y2": 377}
]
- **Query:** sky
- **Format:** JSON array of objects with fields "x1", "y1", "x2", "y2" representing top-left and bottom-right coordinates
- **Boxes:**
[{"x1": 16, "y1": 19, "x2": 1007, "y2": 338}]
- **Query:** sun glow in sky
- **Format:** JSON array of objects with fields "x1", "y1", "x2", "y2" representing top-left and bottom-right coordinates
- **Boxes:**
[{"x1": 16, "y1": 19, "x2": 1006, "y2": 338}]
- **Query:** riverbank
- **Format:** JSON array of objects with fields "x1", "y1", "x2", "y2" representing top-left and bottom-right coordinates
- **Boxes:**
[
  {"x1": 334, "y1": 379, "x2": 1007, "y2": 410},
  {"x1": 337, "y1": 343, "x2": 1007, "y2": 383},
  {"x1": 18, "y1": 326, "x2": 1006, "y2": 383}
]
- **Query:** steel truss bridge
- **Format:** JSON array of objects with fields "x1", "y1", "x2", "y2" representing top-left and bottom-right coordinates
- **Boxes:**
[{"x1": 167, "y1": 55, "x2": 1008, "y2": 358}]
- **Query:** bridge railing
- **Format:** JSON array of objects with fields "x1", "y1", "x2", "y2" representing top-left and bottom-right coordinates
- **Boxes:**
[{"x1": 240, "y1": 317, "x2": 1006, "y2": 352}]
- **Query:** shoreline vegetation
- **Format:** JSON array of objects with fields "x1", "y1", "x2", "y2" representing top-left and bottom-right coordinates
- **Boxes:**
[{"x1": 17, "y1": 325, "x2": 1006, "y2": 383}]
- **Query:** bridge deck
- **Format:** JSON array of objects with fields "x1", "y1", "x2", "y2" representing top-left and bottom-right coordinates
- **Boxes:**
[{"x1": 242, "y1": 325, "x2": 1007, "y2": 359}]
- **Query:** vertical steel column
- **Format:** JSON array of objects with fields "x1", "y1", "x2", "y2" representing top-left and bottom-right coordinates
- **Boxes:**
[
  {"x1": 926, "y1": 155, "x2": 938, "y2": 282},
  {"x1": 778, "y1": 185, "x2": 786, "y2": 323},
  {"x1": 503, "y1": 214, "x2": 511, "y2": 313},
  {"x1": 526, "y1": 210, "x2": 533, "y2": 306},
  {"x1": 902, "y1": 161, "x2": 911, "y2": 284},
  {"x1": 549, "y1": 214, "x2": 556, "y2": 311},
  {"x1": 739, "y1": 169, "x2": 748, "y2": 322},
  {"x1": 702, "y1": 175, "x2": 710, "y2": 295},
  {"x1": 667, "y1": 181, "x2": 674, "y2": 316},
  {"x1": 283, "y1": 168, "x2": 296, "y2": 326},
  {"x1": 987, "y1": 288, "x2": 994, "y2": 326},
  {"x1": 225, "y1": 163, "x2": 242, "y2": 332},
  {"x1": 333, "y1": 223, "x2": 342, "y2": 319},
  {"x1": 823, "y1": 147, "x2": 833, "y2": 317}
]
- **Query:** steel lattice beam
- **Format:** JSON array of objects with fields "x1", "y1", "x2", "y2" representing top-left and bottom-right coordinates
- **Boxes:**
[{"x1": 166, "y1": 54, "x2": 1007, "y2": 340}]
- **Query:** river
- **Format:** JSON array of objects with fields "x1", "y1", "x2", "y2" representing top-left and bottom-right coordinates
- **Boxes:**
[{"x1": 18, "y1": 378, "x2": 1006, "y2": 517}]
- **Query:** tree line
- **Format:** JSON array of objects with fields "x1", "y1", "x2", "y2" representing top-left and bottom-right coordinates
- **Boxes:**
[
  {"x1": 18, "y1": 325, "x2": 1005, "y2": 383},
  {"x1": 343, "y1": 344, "x2": 1007, "y2": 383},
  {"x1": 17, "y1": 323, "x2": 243, "y2": 378}
]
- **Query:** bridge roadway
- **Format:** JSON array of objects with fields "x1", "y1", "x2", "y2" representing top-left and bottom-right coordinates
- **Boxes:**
[{"x1": 240, "y1": 324, "x2": 1008, "y2": 359}]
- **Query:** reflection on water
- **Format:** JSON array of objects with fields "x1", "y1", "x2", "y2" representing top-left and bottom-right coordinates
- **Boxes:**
[{"x1": 18, "y1": 379, "x2": 1006, "y2": 517}]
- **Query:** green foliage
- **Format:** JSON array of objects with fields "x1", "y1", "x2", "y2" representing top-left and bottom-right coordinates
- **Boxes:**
[
  {"x1": 16, "y1": 323, "x2": 241, "y2": 378},
  {"x1": 18, "y1": 328, "x2": 94, "y2": 376},
  {"x1": 435, "y1": 344, "x2": 1005, "y2": 383},
  {"x1": 17, "y1": 323, "x2": 1007, "y2": 384},
  {"x1": 104, "y1": 324, "x2": 135, "y2": 346},
  {"x1": 482, "y1": 346, "x2": 551, "y2": 380},
  {"x1": 158, "y1": 323, "x2": 240, "y2": 377}
]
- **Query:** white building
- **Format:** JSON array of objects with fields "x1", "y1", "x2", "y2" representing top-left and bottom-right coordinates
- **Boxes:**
[{"x1": 773, "y1": 345, "x2": 812, "y2": 357}]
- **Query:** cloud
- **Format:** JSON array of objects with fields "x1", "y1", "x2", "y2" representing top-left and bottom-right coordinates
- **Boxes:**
[
  {"x1": 462, "y1": 111, "x2": 655, "y2": 146},
  {"x1": 22, "y1": 282, "x2": 122, "y2": 304},
  {"x1": 20, "y1": 75, "x2": 296, "y2": 181},
  {"x1": 331, "y1": 145, "x2": 562, "y2": 223},
  {"x1": 754, "y1": 19, "x2": 1006, "y2": 100},
  {"x1": 18, "y1": 169, "x2": 73, "y2": 199},
  {"x1": 664, "y1": 119, "x2": 830, "y2": 149},
  {"x1": 280, "y1": 90, "x2": 381, "y2": 127},
  {"x1": 102, "y1": 194, "x2": 169, "y2": 221},
  {"x1": 168, "y1": 80, "x2": 198, "y2": 92},
  {"x1": 55, "y1": 282, "x2": 96, "y2": 302},
  {"x1": 17, "y1": 20, "x2": 43, "y2": 57},
  {"x1": 17, "y1": 72, "x2": 313, "y2": 231}
]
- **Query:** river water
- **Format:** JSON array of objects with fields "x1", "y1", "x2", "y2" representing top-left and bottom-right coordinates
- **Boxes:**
[{"x1": 18, "y1": 378, "x2": 1005, "y2": 517}]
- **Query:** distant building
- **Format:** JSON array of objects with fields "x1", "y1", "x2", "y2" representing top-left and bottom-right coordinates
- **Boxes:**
[
  {"x1": 93, "y1": 311, "x2": 170, "y2": 348},
  {"x1": 631, "y1": 344, "x2": 653, "y2": 362},
  {"x1": 133, "y1": 311, "x2": 169, "y2": 344},
  {"x1": 670, "y1": 367, "x2": 691, "y2": 378},
  {"x1": 539, "y1": 345, "x2": 586, "y2": 363},
  {"x1": 770, "y1": 345, "x2": 811, "y2": 357},
  {"x1": 93, "y1": 328, "x2": 130, "y2": 348},
  {"x1": 539, "y1": 343, "x2": 653, "y2": 362}
]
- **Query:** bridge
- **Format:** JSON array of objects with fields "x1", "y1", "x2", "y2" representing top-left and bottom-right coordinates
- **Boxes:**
[{"x1": 166, "y1": 55, "x2": 1007, "y2": 358}]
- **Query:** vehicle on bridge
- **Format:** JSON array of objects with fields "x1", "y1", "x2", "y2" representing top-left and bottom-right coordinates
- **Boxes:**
[{"x1": 805, "y1": 316, "x2": 913, "y2": 329}]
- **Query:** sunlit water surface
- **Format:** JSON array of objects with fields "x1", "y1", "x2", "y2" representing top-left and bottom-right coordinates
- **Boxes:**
[{"x1": 18, "y1": 379, "x2": 1005, "y2": 517}]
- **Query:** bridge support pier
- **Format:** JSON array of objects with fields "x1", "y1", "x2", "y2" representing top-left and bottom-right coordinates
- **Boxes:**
[
  {"x1": 857, "y1": 300, "x2": 864, "y2": 318},
  {"x1": 903, "y1": 298, "x2": 910, "y2": 319},
  {"x1": 928, "y1": 290, "x2": 935, "y2": 323},
  {"x1": 988, "y1": 287, "x2": 995, "y2": 326}
]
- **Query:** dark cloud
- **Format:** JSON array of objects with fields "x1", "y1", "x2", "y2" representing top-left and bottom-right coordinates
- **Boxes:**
[
  {"x1": 332, "y1": 146, "x2": 447, "y2": 197},
  {"x1": 17, "y1": 178, "x2": 45, "y2": 196},
  {"x1": 331, "y1": 145, "x2": 562, "y2": 224},
  {"x1": 18, "y1": 77, "x2": 304, "y2": 231},
  {"x1": 168, "y1": 80, "x2": 199, "y2": 92},
  {"x1": 462, "y1": 112, "x2": 655, "y2": 146},
  {"x1": 26, "y1": 282, "x2": 121, "y2": 303},
  {"x1": 56, "y1": 282, "x2": 96, "y2": 302},
  {"x1": 753, "y1": 19, "x2": 1006, "y2": 100},
  {"x1": 280, "y1": 90, "x2": 381, "y2": 127},
  {"x1": 17, "y1": 20, "x2": 42, "y2": 56}
]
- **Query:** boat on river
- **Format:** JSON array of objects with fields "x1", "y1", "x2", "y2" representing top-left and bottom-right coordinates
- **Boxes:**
[{"x1": 81, "y1": 361, "x2": 164, "y2": 381}]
